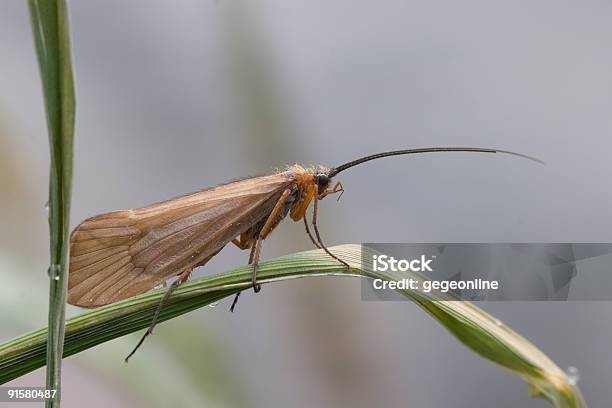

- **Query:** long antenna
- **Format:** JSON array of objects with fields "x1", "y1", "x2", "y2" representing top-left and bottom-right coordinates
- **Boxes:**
[{"x1": 328, "y1": 147, "x2": 543, "y2": 177}]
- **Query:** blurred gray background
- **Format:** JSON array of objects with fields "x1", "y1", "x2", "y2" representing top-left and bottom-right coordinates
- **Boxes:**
[{"x1": 1, "y1": 1, "x2": 611, "y2": 407}]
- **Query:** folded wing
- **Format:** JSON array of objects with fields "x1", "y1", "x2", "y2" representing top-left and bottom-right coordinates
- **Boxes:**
[{"x1": 68, "y1": 174, "x2": 293, "y2": 307}]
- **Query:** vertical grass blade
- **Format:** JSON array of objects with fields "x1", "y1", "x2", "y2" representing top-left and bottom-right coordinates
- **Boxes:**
[{"x1": 28, "y1": 1, "x2": 76, "y2": 406}]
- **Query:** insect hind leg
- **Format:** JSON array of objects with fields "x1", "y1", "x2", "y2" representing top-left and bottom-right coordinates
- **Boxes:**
[{"x1": 125, "y1": 267, "x2": 192, "y2": 362}]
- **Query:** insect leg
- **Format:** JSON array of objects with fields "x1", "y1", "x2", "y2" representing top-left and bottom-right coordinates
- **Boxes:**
[
  {"x1": 230, "y1": 188, "x2": 292, "y2": 309},
  {"x1": 250, "y1": 238, "x2": 264, "y2": 293},
  {"x1": 232, "y1": 232, "x2": 252, "y2": 250},
  {"x1": 331, "y1": 181, "x2": 344, "y2": 201},
  {"x1": 303, "y1": 216, "x2": 321, "y2": 248},
  {"x1": 125, "y1": 267, "x2": 192, "y2": 362},
  {"x1": 250, "y1": 188, "x2": 293, "y2": 293},
  {"x1": 230, "y1": 243, "x2": 256, "y2": 312},
  {"x1": 311, "y1": 184, "x2": 350, "y2": 268},
  {"x1": 319, "y1": 181, "x2": 344, "y2": 201}
]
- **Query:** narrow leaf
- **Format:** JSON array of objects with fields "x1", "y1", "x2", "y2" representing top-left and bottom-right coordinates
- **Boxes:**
[
  {"x1": 0, "y1": 245, "x2": 584, "y2": 407},
  {"x1": 28, "y1": 1, "x2": 76, "y2": 406}
]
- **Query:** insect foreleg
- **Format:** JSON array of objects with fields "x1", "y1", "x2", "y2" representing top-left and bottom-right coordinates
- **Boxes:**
[
  {"x1": 330, "y1": 181, "x2": 344, "y2": 201},
  {"x1": 319, "y1": 181, "x2": 344, "y2": 201}
]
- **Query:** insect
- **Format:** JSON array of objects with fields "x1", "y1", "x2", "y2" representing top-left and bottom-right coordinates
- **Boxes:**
[{"x1": 67, "y1": 147, "x2": 541, "y2": 360}]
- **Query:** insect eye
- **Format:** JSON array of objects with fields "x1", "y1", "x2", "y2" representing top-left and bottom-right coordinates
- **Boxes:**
[{"x1": 317, "y1": 174, "x2": 329, "y2": 187}]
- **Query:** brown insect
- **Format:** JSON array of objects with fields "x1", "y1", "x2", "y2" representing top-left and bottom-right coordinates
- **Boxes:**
[{"x1": 67, "y1": 147, "x2": 541, "y2": 360}]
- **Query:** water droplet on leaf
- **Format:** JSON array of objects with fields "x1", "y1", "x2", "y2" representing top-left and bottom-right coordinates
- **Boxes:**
[
  {"x1": 48, "y1": 264, "x2": 61, "y2": 280},
  {"x1": 566, "y1": 366, "x2": 579, "y2": 385}
]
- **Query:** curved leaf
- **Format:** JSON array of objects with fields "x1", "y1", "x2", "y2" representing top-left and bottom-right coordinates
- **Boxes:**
[{"x1": 0, "y1": 245, "x2": 585, "y2": 407}]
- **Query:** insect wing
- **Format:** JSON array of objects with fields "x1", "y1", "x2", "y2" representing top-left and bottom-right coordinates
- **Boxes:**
[{"x1": 68, "y1": 174, "x2": 294, "y2": 307}]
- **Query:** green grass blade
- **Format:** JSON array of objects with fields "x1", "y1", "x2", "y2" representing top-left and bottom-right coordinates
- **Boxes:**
[
  {"x1": 0, "y1": 245, "x2": 584, "y2": 407},
  {"x1": 28, "y1": 1, "x2": 76, "y2": 406}
]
